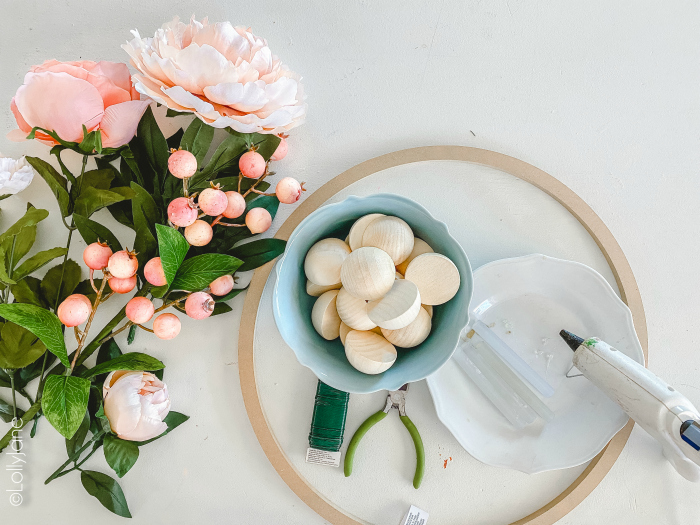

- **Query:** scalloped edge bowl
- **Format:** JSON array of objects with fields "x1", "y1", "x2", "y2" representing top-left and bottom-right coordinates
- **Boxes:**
[{"x1": 272, "y1": 194, "x2": 473, "y2": 393}]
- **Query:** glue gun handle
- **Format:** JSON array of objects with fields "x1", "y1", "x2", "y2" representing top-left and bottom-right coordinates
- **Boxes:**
[{"x1": 662, "y1": 439, "x2": 700, "y2": 482}]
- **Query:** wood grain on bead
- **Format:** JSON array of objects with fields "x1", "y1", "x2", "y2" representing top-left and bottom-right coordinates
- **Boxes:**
[
  {"x1": 336, "y1": 287, "x2": 377, "y2": 330},
  {"x1": 339, "y1": 322, "x2": 351, "y2": 345},
  {"x1": 396, "y1": 237, "x2": 434, "y2": 275},
  {"x1": 344, "y1": 331, "x2": 397, "y2": 375},
  {"x1": 304, "y1": 238, "x2": 351, "y2": 286},
  {"x1": 347, "y1": 213, "x2": 384, "y2": 251},
  {"x1": 367, "y1": 279, "x2": 421, "y2": 330},
  {"x1": 361, "y1": 216, "x2": 415, "y2": 265},
  {"x1": 404, "y1": 252, "x2": 460, "y2": 305},
  {"x1": 306, "y1": 279, "x2": 342, "y2": 297},
  {"x1": 310, "y1": 290, "x2": 341, "y2": 340},
  {"x1": 340, "y1": 246, "x2": 395, "y2": 300},
  {"x1": 381, "y1": 307, "x2": 432, "y2": 348},
  {"x1": 422, "y1": 304, "x2": 433, "y2": 318}
]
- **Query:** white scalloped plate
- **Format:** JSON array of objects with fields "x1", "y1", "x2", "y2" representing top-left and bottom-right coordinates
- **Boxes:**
[{"x1": 426, "y1": 254, "x2": 644, "y2": 474}]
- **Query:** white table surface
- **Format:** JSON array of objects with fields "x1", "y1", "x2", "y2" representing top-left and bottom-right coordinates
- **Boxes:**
[{"x1": 2, "y1": 1, "x2": 700, "y2": 524}]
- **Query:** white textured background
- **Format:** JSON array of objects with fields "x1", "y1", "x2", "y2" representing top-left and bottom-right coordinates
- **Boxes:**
[{"x1": 1, "y1": 1, "x2": 700, "y2": 524}]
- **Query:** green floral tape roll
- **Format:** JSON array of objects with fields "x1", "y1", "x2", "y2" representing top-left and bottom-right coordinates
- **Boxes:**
[{"x1": 308, "y1": 380, "x2": 350, "y2": 452}]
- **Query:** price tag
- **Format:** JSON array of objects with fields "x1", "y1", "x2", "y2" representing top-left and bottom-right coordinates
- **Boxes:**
[
  {"x1": 400, "y1": 505, "x2": 429, "y2": 525},
  {"x1": 305, "y1": 447, "x2": 341, "y2": 467}
]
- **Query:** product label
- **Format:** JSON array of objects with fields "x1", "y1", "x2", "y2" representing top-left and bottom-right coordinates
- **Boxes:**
[
  {"x1": 305, "y1": 447, "x2": 341, "y2": 467},
  {"x1": 400, "y1": 505, "x2": 429, "y2": 525}
]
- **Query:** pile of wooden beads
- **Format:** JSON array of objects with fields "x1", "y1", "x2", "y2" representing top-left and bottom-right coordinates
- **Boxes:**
[{"x1": 305, "y1": 214, "x2": 460, "y2": 375}]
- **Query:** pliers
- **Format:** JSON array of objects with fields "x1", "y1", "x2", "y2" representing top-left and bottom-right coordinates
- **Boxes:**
[{"x1": 343, "y1": 384, "x2": 425, "y2": 488}]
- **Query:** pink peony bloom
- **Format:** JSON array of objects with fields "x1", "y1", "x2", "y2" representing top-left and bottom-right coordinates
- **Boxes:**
[
  {"x1": 103, "y1": 370, "x2": 170, "y2": 441},
  {"x1": 8, "y1": 60, "x2": 150, "y2": 148},
  {"x1": 123, "y1": 16, "x2": 306, "y2": 134}
]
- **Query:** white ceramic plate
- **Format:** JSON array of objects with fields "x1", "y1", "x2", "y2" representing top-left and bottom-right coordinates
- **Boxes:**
[{"x1": 426, "y1": 254, "x2": 645, "y2": 474}]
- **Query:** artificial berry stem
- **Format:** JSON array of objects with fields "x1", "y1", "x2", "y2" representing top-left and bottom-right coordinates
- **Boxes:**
[
  {"x1": 89, "y1": 269, "x2": 99, "y2": 293},
  {"x1": 69, "y1": 275, "x2": 108, "y2": 372},
  {"x1": 242, "y1": 169, "x2": 270, "y2": 198},
  {"x1": 237, "y1": 173, "x2": 243, "y2": 193},
  {"x1": 154, "y1": 295, "x2": 189, "y2": 313},
  {"x1": 214, "y1": 221, "x2": 247, "y2": 228},
  {"x1": 73, "y1": 326, "x2": 82, "y2": 344},
  {"x1": 183, "y1": 176, "x2": 190, "y2": 197},
  {"x1": 135, "y1": 324, "x2": 154, "y2": 333}
]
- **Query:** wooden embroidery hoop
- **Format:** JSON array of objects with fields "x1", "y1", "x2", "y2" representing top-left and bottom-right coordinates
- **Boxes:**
[{"x1": 238, "y1": 146, "x2": 648, "y2": 525}]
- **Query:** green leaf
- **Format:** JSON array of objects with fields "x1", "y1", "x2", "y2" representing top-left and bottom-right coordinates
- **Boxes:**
[
  {"x1": 130, "y1": 105, "x2": 168, "y2": 198},
  {"x1": 130, "y1": 182, "x2": 159, "y2": 268},
  {"x1": 95, "y1": 339, "x2": 122, "y2": 383},
  {"x1": 80, "y1": 470, "x2": 132, "y2": 518},
  {"x1": 10, "y1": 276, "x2": 48, "y2": 308},
  {"x1": 73, "y1": 186, "x2": 134, "y2": 218},
  {"x1": 0, "y1": 321, "x2": 46, "y2": 369},
  {"x1": 0, "y1": 304, "x2": 69, "y2": 366},
  {"x1": 81, "y1": 353, "x2": 165, "y2": 379},
  {"x1": 50, "y1": 146, "x2": 77, "y2": 184},
  {"x1": 229, "y1": 238, "x2": 286, "y2": 272},
  {"x1": 211, "y1": 302, "x2": 233, "y2": 316},
  {"x1": 103, "y1": 434, "x2": 139, "y2": 478},
  {"x1": 181, "y1": 118, "x2": 215, "y2": 165},
  {"x1": 191, "y1": 134, "x2": 247, "y2": 187},
  {"x1": 135, "y1": 411, "x2": 189, "y2": 446},
  {"x1": 78, "y1": 126, "x2": 100, "y2": 153},
  {"x1": 15, "y1": 352, "x2": 56, "y2": 391},
  {"x1": 155, "y1": 224, "x2": 189, "y2": 286},
  {"x1": 0, "y1": 396, "x2": 24, "y2": 423},
  {"x1": 171, "y1": 254, "x2": 243, "y2": 292},
  {"x1": 66, "y1": 410, "x2": 90, "y2": 457},
  {"x1": 2, "y1": 225, "x2": 36, "y2": 272},
  {"x1": 166, "y1": 108, "x2": 191, "y2": 118},
  {"x1": 73, "y1": 214, "x2": 123, "y2": 252},
  {"x1": 70, "y1": 169, "x2": 115, "y2": 201},
  {"x1": 12, "y1": 247, "x2": 68, "y2": 281},
  {"x1": 42, "y1": 375, "x2": 91, "y2": 438},
  {"x1": 166, "y1": 128, "x2": 184, "y2": 150},
  {"x1": 24, "y1": 157, "x2": 71, "y2": 217},
  {"x1": 41, "y1": 259, "x2": 82, "y2": 310},
  {"x1": 127, "y1": 323, "x2": 137, "y2": 345},
  {"x1": 214, "y1": 287, "x2": 246, "y2": 303},
  {"x1": 246, "y1": 194, "x2": 280, "y2": 218},
  {"x1": 0, "y1": 205, "x2": 49, "y2": 245}
]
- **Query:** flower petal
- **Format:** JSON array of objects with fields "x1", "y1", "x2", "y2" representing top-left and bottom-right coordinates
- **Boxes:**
[
  {"x1": 100, "y1": 100, "x2": 151, "y2": 148},
  {"x1": 203, "y1": 81, "x2": 268, "y2": 112},
  {"x1": 103, "y1": 371, "x2": 145, "y2": 437}
]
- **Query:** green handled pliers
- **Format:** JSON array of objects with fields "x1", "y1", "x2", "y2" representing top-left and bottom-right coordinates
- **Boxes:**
[{"x1": 344, "y1": 384, "x2": 425, "y2": 488}]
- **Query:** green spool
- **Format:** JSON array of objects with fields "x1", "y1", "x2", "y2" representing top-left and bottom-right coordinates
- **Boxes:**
[{"x1": 308, "y1": 380, "x2": 350, "y2": 452}]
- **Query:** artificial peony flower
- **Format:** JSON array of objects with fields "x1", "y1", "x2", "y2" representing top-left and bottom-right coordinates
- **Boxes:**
[
  {"x1": 0, "y1": 155, "x2": 35, "y2": 195},
  {"x1": 103, "y1": 370, "x2": 170, "y2": 441},
  {"x1": 8, "y1": 60, "x2": 150, "y2": 148},
  {"x1": 123, "y1": 16, "x2": 306, "y2": 134}
]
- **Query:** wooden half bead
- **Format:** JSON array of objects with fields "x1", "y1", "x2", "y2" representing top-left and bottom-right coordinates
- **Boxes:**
[
  {"x1": 304, "y1": 238, "x2": 351, "y2": 286},
  {"x1": 422, "y1": 304, "x2": 433, "y2": 318},
  {"x1": 382, "y1": 307, "x2": 432, "y2": 348},
  {"x1": 340, "y1": 247, "x2": 395, "y2": 300},
  {"x1": 348, "y1": 213, "x2": 384, "y2": 251},
  {"x1": 311, "y1": 290, "x2": 341, "y2": 340},
  {"x1": 344, "y1": 331, "x2": 397, "y2": 375},
  {"x1": 339, "y1": 322, "x2": 351, "y2": 345},
  {"x1": 395, "y1": 271, "x2": 404, "y2": 279},
  {"x1": 368, "y1": 279, "x2": 421, "y2": 330},
  {"x1": 336, "y1": 287, "x2": 377, "y2": 331},
  {"x1": 404, "y1": 253, "x2": 460, "y2": 305},
  {"x1": 306, "y1": 279, "x2": 342, "y2": 297},
  {"x1": 396, "y1": 237, "x2": 433, "y2": 275},
  {"x1": 361, "y1": 216, "x2": 415, "y2": 265}
]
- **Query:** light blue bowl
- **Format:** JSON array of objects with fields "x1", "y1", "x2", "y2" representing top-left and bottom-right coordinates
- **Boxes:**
[{"x1": 273, "y1": 194, "x2": 473, "y2": 393}]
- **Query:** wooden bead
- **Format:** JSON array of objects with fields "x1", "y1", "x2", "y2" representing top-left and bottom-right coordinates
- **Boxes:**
[
  {"x1": 306, "y1": 280, "x2": 342, "y2": 297},
  {"x1": 395, "y1": 271, "x2": 404, "y2": 279},
  {"x1": 336, "y1": 287, "x2": 377, "y2": 331},
  {"x1": 361, "y1": 216, "x2": 415, "y2": 265},
  {"x1": 422, "y1": 304, "x2": 433, "y2": 318},
  {"x1": 348, "y1": 213, "x2": 384, "y2": 251},
  {"x1": 368, "y1": 279, "x2": 421, "y2": 330},
  {"x1": 396, "y1": 237, "x2": 433, "y2": 275},
  {"x1": 311, "y1": 290, "x2": 341, "y2": 340},
  {"x1": 404, "y1": 253, "x2": 460, "y2": 305},
  {"x1": 339, "y1": 322, "x2": 351, "y2": 345},
  {"x1": 381, "y1": 307, "x2": 432, "y2": 348},
  {"x1": 304, "y1": 238, "x2": 351, "y2": 286},
  {"x1": 344, "y1": 331, "x2": 397, "y2": 375},
  {"x1": 340, "y1": 247, "x2": 395, "y2": 300}
]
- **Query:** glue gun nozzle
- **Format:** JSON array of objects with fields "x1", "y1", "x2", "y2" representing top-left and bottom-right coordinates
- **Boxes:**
[{"x1": 560, "y1": 330, "x2": 585, "y2": 352}]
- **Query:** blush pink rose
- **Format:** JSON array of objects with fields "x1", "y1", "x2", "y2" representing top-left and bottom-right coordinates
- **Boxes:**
[{"x1": 8, "y1": 60, "x2": 150, "y2": 148}]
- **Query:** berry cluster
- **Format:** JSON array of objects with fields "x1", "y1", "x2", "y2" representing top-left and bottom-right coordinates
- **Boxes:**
[{"x1": 166, "y1": 137, "x2": 303, "y2": 247}]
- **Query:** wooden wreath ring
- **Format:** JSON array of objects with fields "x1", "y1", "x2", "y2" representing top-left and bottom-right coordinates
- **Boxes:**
[{"x1": 238, "y1": 146, "x2": 648, "y2": 525}]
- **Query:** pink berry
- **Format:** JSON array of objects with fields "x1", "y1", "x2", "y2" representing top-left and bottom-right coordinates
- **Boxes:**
[
  {"x1": 275, "y1": 177, "x2": 304, "y2": 204},
  {"x1": 245, "y1": 207, "x2": 272, "y2": 234},
  {"x1": 184, "y1": 220, "x2": 213, "y2": 246},
  {"x1": 57, "y1": 294, "x2": 92, "y2": 327},
  {"x1": 239, "y1": 151, "x2": 266, "y2": 179},
  {"x1": 153, "y1": 313, "x2": 181, "y2": 340},
  {"x1": 223, "y1": 191, "x2": 246, "y2": 219},
  {"x1": 168, "y1": 150, "x2": 197, "y2": 179},
  {"x1": 83, "y1": 242, "x2": 113, "y2": 270},
  {"x1": 125, "y1": 297, "x2": 155, "y2": 324},
  {"x1": 185, "y1": 292, "x2": 215, "y2": 320},
  {"x1": 210, "y1": 275, "x2": 234, "y2": 296},
  {"x1": 108, "y1": 250, "x2": 138, "y2": 279},
  {"x1": 198, "y1": 187, "x2": 228, "y2": 216},
  {"x1": 144, "y1": 257, "x2": 167, "y2": 287},
  {"x1": 109, "y1": 275, "x2": 137, "y2": 294},
  {"x1": 271, "y1": 138, "x2": 288, "y2": 161},
  {"x1": 167, "y1": 197, "x2": 198, "y2": 227}
]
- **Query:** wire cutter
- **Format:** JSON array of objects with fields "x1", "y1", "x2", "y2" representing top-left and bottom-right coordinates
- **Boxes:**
[{"x1": 344, "y1": 384, "x2": 425, "y2": 488}]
